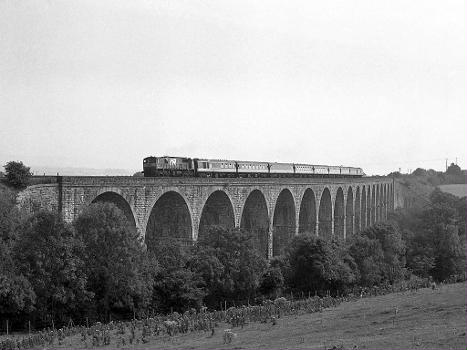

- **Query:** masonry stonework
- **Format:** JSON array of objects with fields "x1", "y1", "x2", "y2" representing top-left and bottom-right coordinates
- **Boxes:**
[{"x1": 18, "y1": 176, "x2": 396, "y2": 259}]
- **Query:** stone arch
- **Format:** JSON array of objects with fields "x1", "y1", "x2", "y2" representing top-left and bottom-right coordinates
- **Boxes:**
[
  {"x1": 367, "y1": 186, "x2": 372, "y2": 226},
  {"x1": 318, "y1": 188, "x2": 333, "y2": 240},
  {"x1": 355, "y1": 186, "x2": 361, "y2": 233},
  {"x1": 145, "y1": 191, "x2": 193, "y2": 252},
  {"x1": 298, "y1": 188, "x2": 317, "y2": 235},
  {"x1": 391, "y1": 183, "x2": 394, "y2": 210},
  {"x1": 91, "y1": 191, "x2": 137, "y2": 234},
  {"x1": 384, "y1": 184, "x2": 389, "y2": 219},
  {"x1": 376, "y1": 185, "x2": 380, "y2": 222},
  {"x1": 361, "y1": 185, "x2": 367, "y2": 230},
  {"x1": 380, "y1": 184, "x2": 384, "y2": 220},
  {"x1": 272, "y1": 189, "x2": 296, "y2": 256},
  {"x1": 371, "y1": 185, "x2": 376, "y2": 225},
  {"x1": 334, "y1": 187, "x2": 345, "y2": 241},
  {"x1": 240, "y1": 189, "x2": 269, "y2": 258},
  {"x1": 346, "y1": 187, "x2": 354, "y2": 238},
  {"x1": 384, "y1": 183, "x2": 388, "y2": 218},
  {"x1": 198, "y1": 190, "x2": 235, "y2": 239}
]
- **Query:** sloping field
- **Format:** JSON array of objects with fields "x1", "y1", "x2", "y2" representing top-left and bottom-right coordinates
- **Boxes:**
[
  {"x1": 44, "y1": 282, "x2": 466, "y2": 350},
  {"x1": 438, "y1": 184, "x2": 467, "y2": 198}
]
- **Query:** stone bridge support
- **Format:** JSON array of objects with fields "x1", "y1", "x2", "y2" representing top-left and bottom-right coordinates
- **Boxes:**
[{"x1": 18, "y1": 176, "x2": 395, "y2": 259}]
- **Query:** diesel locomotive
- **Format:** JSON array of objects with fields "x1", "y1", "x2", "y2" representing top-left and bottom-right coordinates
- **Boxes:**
[{"x1": 143, "y1": 156, "x2": 364, "y2": 178}]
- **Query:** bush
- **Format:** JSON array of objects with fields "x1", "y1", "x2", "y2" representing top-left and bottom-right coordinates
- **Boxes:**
[
  {"x1": 3, "y1": 161, "x2": 32, "y2": 188},
  {"x1": 286, "y1": 235, "x2": 356, "y2": 295},
  {"x1": 190, "y1": 226, "x2": 267, "y2": 307}
]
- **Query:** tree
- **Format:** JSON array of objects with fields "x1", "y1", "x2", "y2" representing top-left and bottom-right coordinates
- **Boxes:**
[
  {"x1": 150, "y1": 239, "x2": 204, "y2": 313},
  {"x1": 74, "y1": 202, "x2": 153, "y2": 320},
  {"x1": 391, "y1": 189, "x2": 466, "y2": 281},
  {"x1": 0, "y1": 185, "x2": 22, "y2": 244},
  {"x1": 190, "y1": 226, "x2": 267, "y2": 307},
  {"x1": 259, "y1": 266, "x2": 284, "y2": 298},
  {"x1": 0, "y1": 185, "x2": 35, "y2": 321},
  {"x1": 429, "y1": 224, "x2": 465, "y2": 281},
  {"x1": 14, "y1": 211, "x2": 90, "y2": 325},
  {"x1": 286, "y1": 236, "x2": 356, "y2": 295},
  {"x1": 0, "y1": 242, "x2": 36, "y2": 319},
  {"x1": 455, "y1": 197, "x2": 466, "y2": 236},
  {"x1": 347, "y1": 234, "x2": 384, "y2": 286},
  {"x1": 361, "y1": 224, "x2": 406, "y2": 283},
  {"x1": 387, "y1": 171, "x2": 402, "y2": 177},
  {"x1": 412, "y1": 168, "x2": 427, "y2": 177},
  {"x1": 3, "y1": 161, "x2": 32, "y2": 188}
]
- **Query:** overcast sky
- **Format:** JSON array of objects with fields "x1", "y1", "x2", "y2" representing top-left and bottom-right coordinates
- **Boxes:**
[{"x1": 1, "y1": 0, "x2": 465, "y2": 175}]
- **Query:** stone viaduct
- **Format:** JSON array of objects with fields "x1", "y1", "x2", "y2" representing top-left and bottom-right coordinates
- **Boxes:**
[{"x1": 18, "y1": 176, "x2": 395, "y2": 258}]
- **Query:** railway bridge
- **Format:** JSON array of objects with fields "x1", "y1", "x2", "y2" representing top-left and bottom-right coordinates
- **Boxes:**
[{"x1": 18, "y1": 176, "x2": 395, "y2": 258}]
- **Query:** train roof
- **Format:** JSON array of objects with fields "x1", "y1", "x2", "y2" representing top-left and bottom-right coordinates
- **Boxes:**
[{"x1": 144, "y1": 155, "x2": 363, "y2": 171}]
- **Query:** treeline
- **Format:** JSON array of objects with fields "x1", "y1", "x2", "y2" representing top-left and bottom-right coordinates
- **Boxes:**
[
  {"x1": 1, "y1": 184, "x2": 465, "y2": 333},
  {"x1": 389, "y1": 162, "x2": 466, "y2": 186}
]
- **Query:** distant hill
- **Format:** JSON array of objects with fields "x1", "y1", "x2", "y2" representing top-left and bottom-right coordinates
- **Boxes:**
[
  {"x1": 438, "y1": 184, "x2": 467, "y2": 198},
  {"x1": 30, "y1": 166, "x2": 137, "y2": 176}
]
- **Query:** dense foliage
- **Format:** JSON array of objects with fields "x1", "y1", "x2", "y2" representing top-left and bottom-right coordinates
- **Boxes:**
[
  {"x1": 3, "y1": 161, "x2": 32, "y2": 188},
  {"x1": 0, "y1": 172, "x2": 465, "y2": 332}
]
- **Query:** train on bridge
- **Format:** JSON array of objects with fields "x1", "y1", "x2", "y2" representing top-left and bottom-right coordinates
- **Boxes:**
[{"x1": 143, "y1": 156, "x2": 364, "y2": 178}]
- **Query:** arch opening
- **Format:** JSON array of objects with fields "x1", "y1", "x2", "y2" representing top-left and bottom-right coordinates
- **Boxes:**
[
  {"x1": 273, "y1": 189, "x2": 296, "y2": 256},
  {"x1": 355, "y1": 187, "x2": 361, "y2": 233},
  {"x1": 318, "y1": 188, "x2": 332, "y2": 240},
  {"x1": 145, "y1": 191, "x2": 192, "y2": 252},
  {"x1": 92, "y1": 192, "x2": 137, "y2": 234},
  {"x1": 198, "y1": 191, "x2": 235, "y2": 239},
  {"x1": 346, "y1": 187, "x2": 354, "y2": 238},
  {"x1": 376, "y1": 185, "x2": 381, "y2": 222},
  {"x1": 367, "y1": 187, "x2": 372, "y2": 227},
  {"x1": 240, "y1": 190, "x2": 269, "y2": 258},
  {"x1": 383, "y1": 184, "x2": 387, "y2": 220},
  {"x1": 361, "y1": 186, "x2": 367, "y2": 230},
  {"x1": 371, "y1": 185, "x2": 376, "y2": 225},
  {"x1": 334, "y1": 188, "x2": 345, "y2": 241},
  {"x1": 298, "y1": 189, "x2": 316, "y2": 235}
]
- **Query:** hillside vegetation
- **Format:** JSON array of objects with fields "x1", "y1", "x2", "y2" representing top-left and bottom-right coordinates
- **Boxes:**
[{"x1": 3, "y1": 282, "x2": 465, "y2": 350}]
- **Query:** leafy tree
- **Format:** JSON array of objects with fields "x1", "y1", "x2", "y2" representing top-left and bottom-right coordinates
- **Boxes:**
[
  {"x1": 14, "y1": 211, "x2": 90, "y2": 325},
  {"x1": 347, "y1": 234, "x2": 384, "y2": 286},
  {"x1": 456, "y1": 197, "x2": 466, "y2": 236},
  {"x1": 429, "y1": 224, "x2": 465, "y2": 281},
  {"x1": 190, "y1": 226, "x2": 267, "y2": 307},
  {"x1": 0, "y1": 185, "x2": 35, "y2": 320},
  {"x1": 150, "y1": 239, "x2": 204, "y2": 313},
  {"x1": 391, "y1": 189, "x2": 465, "y2": 281},
  {"x1": 3, "y1": 161, "x2": 32, "y2": 188},
  {"x1": 0, "y1": 242, "x2": 36, "y2": 319},
  {"x1": 0, "y1": 185, "x2": 22, "y2": 244},
  {"x1": 259, "y1": 266, "x2": 284, "y2": 298},
  {"x1": 412, "y1": 168, "x2": 427, "y2": 177},
  {"x1": 74, "y1": 202, "x2": 153, "y2": 320},
  {"x1": 361, "y1": 224, "x2": 406, "y2": 283},
  {"x1": 286, "y1": 236, "x2": 356, "y2": 295},
  {"x1": 387, "y1": 171, "x2": 402, "y2": 177}
]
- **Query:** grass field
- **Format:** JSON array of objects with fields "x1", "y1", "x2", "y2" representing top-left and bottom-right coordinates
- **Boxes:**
[
  {"x1": 438, "y1": 184, "x2": 467, "y2": 198},
  {"x1": 34, "y1": 282, "x2": 466, "y2": 350}
]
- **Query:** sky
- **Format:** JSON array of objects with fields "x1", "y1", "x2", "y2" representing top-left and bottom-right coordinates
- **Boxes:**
[{"x1": 0, "y1": 0, "x2": 465, "y2": 175}]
